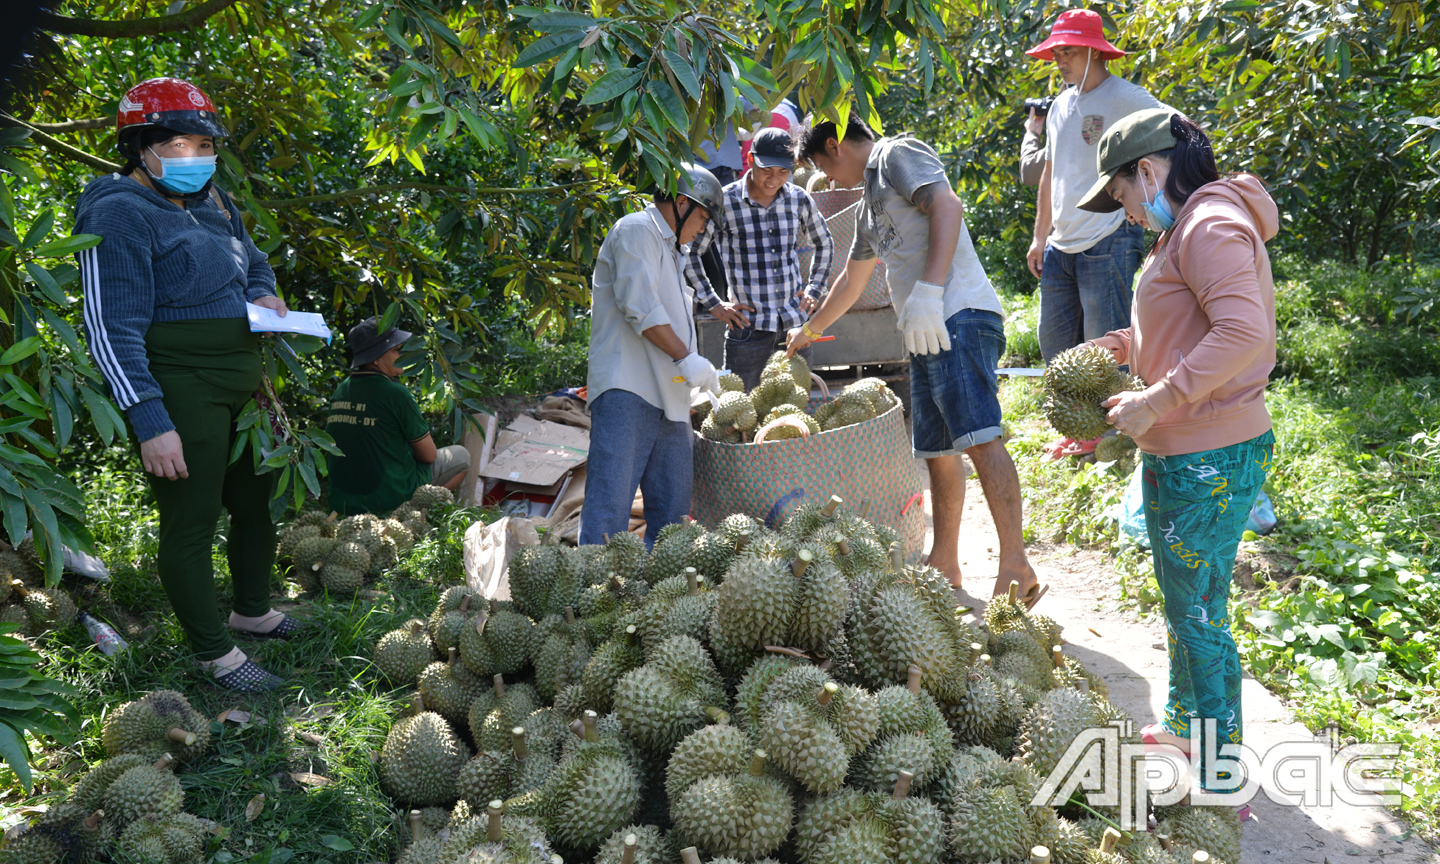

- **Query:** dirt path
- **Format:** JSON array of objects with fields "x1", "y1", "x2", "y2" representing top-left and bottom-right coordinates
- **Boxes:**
[{"x1": 916, "y1": 457, "x2": 1439, "y2": 864}]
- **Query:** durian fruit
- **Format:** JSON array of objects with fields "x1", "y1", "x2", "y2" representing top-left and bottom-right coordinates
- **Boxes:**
[
  {"x1": 116, "y1": 811, "x2": 206, "y2": 863},
  {"x1": 1156, "y1": 806, "x2": 1243, "y2": 864},
  {"x1": 1094, "y1": 431, "x2": 1137, "y2": 464},
  {"x1": 852, "y1": 666, "x2": 954, "y2": 793},
  {"x1": 507, "y1": 545, "x2": 583, "y2": 621},
  {"x1": 380, "y1": 695, "x2": 470, "y2": 807},
  {"x1": 395, "y1": 809, "x2": 447, "y2": 864},
  {"x1": 1041, "y1": 345, "x2": 1145, "y2": 440},
  {"x1": 459, "y1": 600, "x2": 536, "y2": 680},
  {"x1": 468, "y1": 677, "x2": 542, "y2": 752},
  {"x1": 505, "y1": 711, "x2": 641, "y2": 855},
  {"x1": 456, "y1": 726, "x2": 555, "y2": 810},
  {"x1": 749, "y1": 375, "x2": 808, "y2": 421},
  {"x1": 667, "y1": 727, "x2": 792, "y2": 860},
  {"x1": 101, "y1": 690, "x2": 211, "y2": 764},
  {"x1": 289, "y1": 535, "x2": 336, "y2": 591},
  {"x1": 717, "y1": 372, "x2": 745, "y2": 393},
  {"x1": 793, "y1": 770, "x2": 946, "y2": 864},
  {"x1": 9, "y1": 582, "x2": 76, "y2": 636},
  {"x1": 1125, "y1": 832, "x2": 1183, "y2": 864},
  {"x1": 103, "y1": 753, "x2": 185, "y2": 830},
  {"x1": 647, "y1": 520, "x2": 705, "y2": 585},
  {"x1": 947, "y1": 758, "x2": 1055, "y2": 863},
  {"x1": 847, "y1": 567, "x2": 981, "y2": 704},
  {"x1": 942, "y1": 649, "x2": 1025, "y2": 751},
  {"x1": 991, "y1": 628, "x2": 1058, "y2": 695},
  {"x1": 0, "y1": 811, "x2": 104, "y2": 864},
  {"x1": 409, "y1": 484, "x2": 454, "y2": 512},
  {"x1": 927, "y1": 745, "x2": 1007, "y2": 819},
  {"x1": 712, "y1": 548, "x2": 847, "y2": 662},
  {"x1": 374, "y1": 620, "x2": 438, "y2": 685},
  {"x1": 318, "y1": 539, "x2": 370, "y2": 594},
  {"x1": 69, "y1": 754, "x2": 151, "y2": 812},
  {"x1": 763, "y1": 350, "x2": 810, "y2": 389},
  {"x1": 595, "y1": 824, "x2": 675, "y2": 864},
  {"x1": 437, "y1": 802, "x2": 555, "y2": 864},
  {"x1": 613, "y1": 635, "x2": 729, "y2": 754},
  {"x1": 429, "y1": 587, "x2": 478, "y2": 654},
  {"x1": 0, "y1": 602, "x2": 28, "y2": 632},
  {"x1": 842, "y1": 377, "x2": 899, "y2": 416},
  {"x1": 531, "y1": 607, "x2": 591, "y2": 703},
  {"x1": 754, "y1": 665, "x2": 879, "y2": 794},
  {"x1": 1042, "y1": 391, "x2": 1111, "y2": 442},
  {"x1": 700, "y1": 414, "x2": 744, "y2": 444},
  {"x1": 633, "y1": 570, "x2": 715, "y2": 650},
  {"x1": 277, "y1": 523, "x2": 323, "y2": 562},
  {"x1": 418, "y1": 648, "x2": 488, "y2": 727},
  {"x1": 0, "y1": 547, "x2": 42, "y2": 587},
  {"x1": 581, "y1": 625, "x2": 643, "y2": 714},
  {"x1": 598, "y1": 532, "x2": 648, "y2": 584},
  {"x1": 712, "y1": 391, "x2": 759, "y2": 437},
  {"x1": 818, "y1": 390, "x2": 878, "y2": 431},
  {"x1": 381, "y1": 518, "x2": 416, "y2": 556},
  {"x1": 1015, "y1": 687, "x2": 1104, "y2": 779}
]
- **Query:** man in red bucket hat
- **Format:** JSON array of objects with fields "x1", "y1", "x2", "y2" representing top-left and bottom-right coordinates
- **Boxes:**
[{"x1": 1025, "y1": 11, "x2": 1162, "y2": 404}]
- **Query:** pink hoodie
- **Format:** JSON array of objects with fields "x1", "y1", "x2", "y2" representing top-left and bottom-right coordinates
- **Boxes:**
[{"x1": 1093, "y1": 174, "x2": 1279, "y2": 456}]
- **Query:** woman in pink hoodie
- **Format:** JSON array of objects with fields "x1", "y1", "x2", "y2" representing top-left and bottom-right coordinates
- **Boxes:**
[{"x1": 1077, "y1": 109, "x2": 1278, "y2": 811}]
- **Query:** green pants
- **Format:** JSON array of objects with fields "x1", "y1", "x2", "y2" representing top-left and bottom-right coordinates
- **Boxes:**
[
  {"x1": 144, "y1": 320, "x2": 275, "y2": 661},
  {"x1": 1142, "y1": 429, "x2": 1274, "y2": 792}
]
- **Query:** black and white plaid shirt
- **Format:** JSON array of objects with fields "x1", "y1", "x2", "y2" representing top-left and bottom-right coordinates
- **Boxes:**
[{"x1": 682, "y1": 178, "x2": 835, "y2": 333}]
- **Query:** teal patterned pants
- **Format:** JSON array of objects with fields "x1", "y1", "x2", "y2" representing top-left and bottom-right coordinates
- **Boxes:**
[{"x1": 1142, "y1": 430, "x2": 1274, "y2": 791}]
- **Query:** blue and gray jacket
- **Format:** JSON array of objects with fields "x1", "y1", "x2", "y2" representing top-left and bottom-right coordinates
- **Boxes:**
[{"x1": 73, "y1": 174, "x2": 277, "y2": 442}]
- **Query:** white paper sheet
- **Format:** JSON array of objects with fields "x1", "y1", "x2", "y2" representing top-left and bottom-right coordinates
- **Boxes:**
[{"x1": 245, "y1": 303, "x2": 332, "y2": 342}]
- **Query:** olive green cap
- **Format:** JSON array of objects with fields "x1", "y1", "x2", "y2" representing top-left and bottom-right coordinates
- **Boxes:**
[{"x1": 1077, "y1": 108, "x2": 1179, "y2": 213}]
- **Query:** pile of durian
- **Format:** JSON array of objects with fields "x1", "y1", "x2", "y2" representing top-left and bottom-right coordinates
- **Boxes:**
[
  {"x1": 1042, "y1": 345, "x2": 1145, "y2": 458},
  {"x1": 370, "y1": 500, "x2": 1243, "y2": 864},
  {"x1": 696, "y1": 352, "x2": 899, "y2": 444},
  {"x1": 2, "y1": 690, "x2": 213, "y2": 864},
  {"x1": 275, "y1": 484, "x2": 454, "y2": 595},
  {"x1": 0, "y1": 541, "x2": 78, "y2": 638}
]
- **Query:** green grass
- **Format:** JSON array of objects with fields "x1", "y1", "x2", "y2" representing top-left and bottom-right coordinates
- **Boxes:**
[
  {"x1": 0, "y1": 462, "x2": 487, "y2": 863},
  {"x1": 995, "y1": 255, "x2": 1440, "y2": 843}
]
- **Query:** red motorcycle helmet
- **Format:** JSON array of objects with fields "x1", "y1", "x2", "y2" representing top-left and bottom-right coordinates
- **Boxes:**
[{"x1": 115, "y1": 77, "x2": 228, "y2": 156}]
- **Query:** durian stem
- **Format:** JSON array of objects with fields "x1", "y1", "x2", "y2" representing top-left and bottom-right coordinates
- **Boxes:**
[
  {"x1": 1191, "y1": 853, "x2": 1211, "y2": 863},
  {"x1": 892, "y1": 769, "x2": 914, "y2": 800},
  {"x1": 474, "y1": 610, "x2": 490, "y2": 636},
  {"x1": 1076, "y1": 679, "x2": 1090, "y2": 694},
  {"x1": 168, "y1": 727, "x2": 197, "y2": 746},
  {"x1": 1157, "y1": 833, "x2": 1173, "y2": 851},
  {"x1": 624, "y1": 624, "x2": 638, "y2": 645},
  {"x1": 621, "y1": 834, "x2": 638, "y2": 864},
  {"x1": 409, "y1": 622, "x2": 424, "y2": 636},
  {"x1": 735, "y1": 531, "x2": 751, "y2": 552},
  {"x1": 447, "y1": 647, "x2": 458, "y2": 666},
  {"x1": 459, "y1": 594, "x2": 473, "y2": 613},
  {"x1": 889, "y1": 543, "x2": 903, "y2": 570},
  {"x1": 563, "y1": 605, "x2": 576, "y2": 625},
  {"x1": 608, "y1": 573, "x2": 622, "y2": 592},
  {"x1": 1099, "y1": 827, "x2": 1121, "y2": 854},
  {"x1": 1052, "y1": 645, "x2": 1064, "y2": 669},
  {"x1": 763, "y1": 645, "x2": 810, "y2": 660},
  {"x1": 748, "y1": 749, "x2": 767, "y2": 776},
  {"x1": 512, "y1": 727, "x2": 527, "y2": 761},
  {"x1": 1029, "y1": 847, "x2": 1052, "y2": 864},
  {"x1": 680, "y1": 847, "x2": 702, "y2": 864},
  {"x1": 685, "y1": 568, "x2": 700, "y2": 596},
  {"x1": 488, "y1": 597, "x2": 498, "y2": 614},
  {"x1": 836, "y1": 537, "x2": 851, "y2": 557},
  {"x1": 408, "y1": 810, "x2": 423, "y2": 842},
  {"x1": 858, "y1": 497, "x2": 872, "y2": 518},
  {"x1": 968, "y1": 642, "x2": 984, "y2": 665},
  {"x1": 9, "y1": 579, "x2": 28, "y2": 598},
  {"x1": 602, "y1": 533, "x2": 610, "y2": 543},
  {"x1": 412, "y1": 694, "x2": 426, "y2": 715},
  {"x1": 582, "y1": 710, "x2": 599, "y2": 743},
  {"x1": 1007, "y1": 581, "x2": 1019, "y2": 605},
  {"x1": 549, "y1": 856, "x2": 563, "y2": 864},
  {"x1": 487, "y1": 800, "x2": 504, "y2": 841},
  {"x1": 817, "y1": 681, "x2": 838, "y2": 706},
  {"x1": 821, "y1": 495, "x2": 842, "y2": 517},
  {"x1": 980, "y1": 654, "x2": 992, "y2": 667},
  {"x1": 818, "y1": 658, "x2": 834, "y2": 673},
  {"x1": 791, "y1": 548, "x2": 813, "y2": 578},
  {"x1": 494, "y1": 674, "x2": 506, "y2": 698},
  {"x1": 704, "y1": 706, "x2": 730, "y2": 725},
  {"x1": 152, "y1": 753, "x2": 175, "y2": 770},
  {"x1": 83, "y1": 810, "x2": 103, "y2": 831},
  {"x1": 569, "y1": 719, "x2": 586, "y2": 740},
  {"x1": 906, "y1": 665, "x2": 922, "y2": 694}
]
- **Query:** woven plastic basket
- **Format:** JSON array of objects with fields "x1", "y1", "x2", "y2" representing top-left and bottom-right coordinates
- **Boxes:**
[
  {"x1": 691, "y1": 401, "x2": 924, "y2": 561},
  {"x1": 797, "y1": 188, "x2": 892, "y2": 311}
]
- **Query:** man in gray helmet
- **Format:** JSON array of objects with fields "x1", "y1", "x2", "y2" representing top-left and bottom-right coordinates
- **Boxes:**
[{"x1": 580, "y1": 164, "x2": 723, "y2": 548}]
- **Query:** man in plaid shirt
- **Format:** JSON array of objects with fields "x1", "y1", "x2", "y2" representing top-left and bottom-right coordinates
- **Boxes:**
[{"x1": 683, "y1": 127, "x2": 835, "y2": 390}]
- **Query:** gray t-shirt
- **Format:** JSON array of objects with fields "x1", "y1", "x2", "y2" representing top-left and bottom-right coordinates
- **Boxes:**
[
  {"x1": 850, "y1": 136, "x2": 1002, "y2": 319},
  {"x1": 1045, "y1": 74, "x2": 1161, "y2": 253}
]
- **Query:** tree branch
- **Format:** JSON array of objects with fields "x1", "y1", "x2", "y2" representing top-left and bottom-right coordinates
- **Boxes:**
[
  {"x1": 37, "y1": 0, "x2": 242, "y2": 38},
  {"x1": 24, "y1": 118, "x2": 111, "y2": 134},
  {"x1": 255, "y1": 180, "x2": 601, "y2": 208},
  {"x1": 0, "y1": 115, "x2": 119, "y2": 173}
]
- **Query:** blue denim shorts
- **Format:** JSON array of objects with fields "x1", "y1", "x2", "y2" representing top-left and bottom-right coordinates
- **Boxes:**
[{"x1": 910, "y1": 309, "x2": 1006, "y2": 458}]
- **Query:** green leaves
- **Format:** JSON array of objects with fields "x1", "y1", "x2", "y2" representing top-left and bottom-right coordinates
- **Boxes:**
[
  {"x1": 512, "y1": 30, "x2": 586, "y2": 68},
  {"x1": 0, "y1": 624, "x2": 76, "y2": 791},
  {"x1": 580, "y1": 68, "x2": 644, "y2": 106}
]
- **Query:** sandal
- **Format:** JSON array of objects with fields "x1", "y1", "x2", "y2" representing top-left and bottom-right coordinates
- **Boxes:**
[
  {"x1": 231, "y1": 614, "x2": 304, "y2": 641},
  {"x1": 213, "y1": 659, "x2": 284, "y2": 693}
]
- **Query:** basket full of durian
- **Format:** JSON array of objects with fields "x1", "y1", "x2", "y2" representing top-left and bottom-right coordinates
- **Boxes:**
[{"x1": 690, "y1": 352, "x2": 923, "y2": 561}]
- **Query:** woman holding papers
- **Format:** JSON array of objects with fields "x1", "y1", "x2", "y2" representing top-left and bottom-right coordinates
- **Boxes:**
[{"x1": 74, "y1": 77, "x2": 298, "y2": 692}]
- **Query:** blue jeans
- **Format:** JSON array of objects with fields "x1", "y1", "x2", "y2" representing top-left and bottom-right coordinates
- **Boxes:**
[
  {"x1": 910, "y1": 309, "x2": 1006, "y2": 458},
  {"x1": 579, "y1": 389, "x2": 693, "y2": 549},
  {"x1": 724, "y1": 327, "x2": 813, "y2": 392},
  {"x1": 1038, "y1": 222, "x2": 1144, "y2": 362}
]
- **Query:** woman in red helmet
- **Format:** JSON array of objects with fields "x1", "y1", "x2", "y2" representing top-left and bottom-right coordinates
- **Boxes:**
[{"x1": 74, "y1": 77, "x2": 298, "y2": 691}]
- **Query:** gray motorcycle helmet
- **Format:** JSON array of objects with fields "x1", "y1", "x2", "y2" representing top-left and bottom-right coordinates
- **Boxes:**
[{"x1": 675, "y1": 162, "x2": 722, "y2": 217}]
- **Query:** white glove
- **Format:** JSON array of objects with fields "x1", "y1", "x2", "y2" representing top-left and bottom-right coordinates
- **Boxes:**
[
  {"x1": 675, "y1": 351, "x2": 721, "y2": 395},
  {"x1": 900, "y1": 280, "x2": 951, "y2": 355}
]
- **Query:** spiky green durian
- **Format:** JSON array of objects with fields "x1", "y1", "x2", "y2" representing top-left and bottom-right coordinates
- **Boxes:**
[
  {"x1": 847, "y1": 568, "x2": 980, "y2": 703},
  {"x1": 1044, "y1": 344, "x2": 1119, "y2": 401},
  {"x1": 853, "y1": 676, "x2": 953, "y2": 793},
  {"x1": 318, "y1": 538, "x2": 369, "y2": 593},
  {"x1": 69, "y1": 754, "x2": 150, "y2": 812},
  {"x1": 507, "y1": 545, "x2": 584, "y2": 620},
  {"x1": 633, "y1": 571, "x2": 715, "y2": 649},
  {"x1": 1016, "y1": 687, "x2": 1102, "y2": 779},
  {"x1": 380, "y1": 700, "x2": 470, "y2": 807},
  {"x1": 418, "y1": 649, "x2": 489, "y2": 726},
  {"x1": 456, "y1": 726, "x2": 555, "y2": 809},
  {"x1": 530, "y1": 609, "x2": 591, "y2": 703},
  {"x1": 1094, "y1": 432, "x2": 1137, "y2": 464},
  {"x1": 288, "y1": 535, "x2": 335, "y2": 590},
  {"x1": 277, "y1": 522, "x2": 322, "y2": 561},
  {"x1": 1, "y1": 818, "x2": 97, "y2": 864},
  {"x1": 410, "y1": 484, "x2": 454, "y2": 511},
  {"x1": 103, "y1": 755, "x2": 185, "y2": 830},
  {"x1": 459, "y1": 602, "x2": 536, "y2": 679},
  {"x1": 685, "y1": 531, "x2": 739, "y2": 582},
  {"x1": 468, "y1": 678, "x2": 542, "y2": 752},
  {"x1": 101, "y1": 689, "x2": 210, "y2": 764},
  {"x1": 436, "y1": 809, "x2": 554, "y2": 864},
  {"x1": 16, "y1": 585, "x2": 76, "y2": 635},
  {"x1": 700, "y1": 414, "x2": 744, "y2": 443},
  {"x1": 594, "y1": 824, "x2": 675, "y2": 864},
  {"x1": 613, "y1": 635, "x2": 728, "y2": 753},
  {"x1": 946, "y1": 759, "x2": 1055, "y2": 863},
  {"x1": 581, "y1": 626, "x2": 643, "y2": 714},
  {"x1": 428, "y1": 587, "x2": 478, "y2": 653},
  {"x1": 1157, "y1": 806, "x2": 1243, "y2": 864},
  {"x1": 756, "y1": 666, "x2": 879, "y2": 794},
  {"x1": 793, "y1": 776, "x2": 945, "y2": 864},
  {"x1": 647, "y1": 521, "x2": 705, "y2": 585},
  {"x1": 713, "y1": 391, "x2": 758, "y2": 433},
  {"x1": 116, "y1": 812, "x2": 205, "y2": 863},
  {"x1": 670, "y1": 746, "x2": 792, "y2": 860},
  {"x1": 598, "y1": 531, "x2": 648, "y2": 584},
  {"x1": 1043, "y1": 391, "x2": 1111, "y2": 441},
  {"x1": 375, "y1": 620, "x2": 438, "y2": 685},
  {"x1": 1123, "y1": 831, "x2": 1181, "y2": 864}
]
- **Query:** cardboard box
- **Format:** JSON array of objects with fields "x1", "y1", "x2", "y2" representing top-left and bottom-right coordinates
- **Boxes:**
[{"x1": 480, "y1": 416, "x2": 590, "y2": 488}]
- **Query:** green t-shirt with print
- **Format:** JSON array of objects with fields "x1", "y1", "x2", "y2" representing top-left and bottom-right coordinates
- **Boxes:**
[{"x1": 325, "y1": 372, "x2": 431, "y2": 515}]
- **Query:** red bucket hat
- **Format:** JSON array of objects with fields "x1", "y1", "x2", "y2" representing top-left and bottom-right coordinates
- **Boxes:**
[{"x1": 1026, "y1": 9, "x2": 1126, "y2": 61}]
